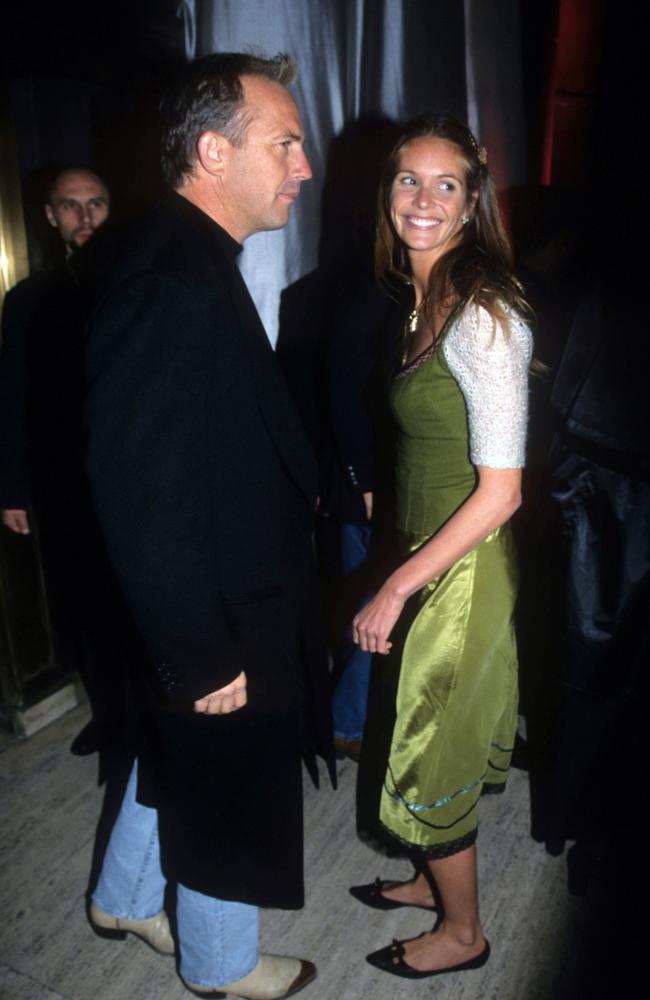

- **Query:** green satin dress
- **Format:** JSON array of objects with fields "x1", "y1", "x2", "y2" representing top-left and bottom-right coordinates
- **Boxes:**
[{"x1": 379, "y1": 342, "x2": 519, "y2": 858}]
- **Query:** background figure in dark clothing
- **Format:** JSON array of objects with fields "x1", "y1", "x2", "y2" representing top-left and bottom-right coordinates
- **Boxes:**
[
  {"x1": 325, "y1": 277, "x2": 400, "y2": 760},
  {"x1": 0, "y1": 166, "x2": 131, "y2": 756},
  {"x1": 522, "y1": 272, "x2": 650, "y2": 998},
  {"x1": 277, "y1": 116, "x2": 400, "y2": 762},
  {"x1": 0, "y1": 167, "x2": 110, "y2": 534},
  {"x1": 542, "y1": 281, "x2": 650, "y2": 852}
]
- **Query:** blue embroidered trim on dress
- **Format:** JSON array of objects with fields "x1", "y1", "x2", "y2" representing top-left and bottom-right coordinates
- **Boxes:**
[{"x1": 385, "y1": 769, "x2": 487, "y2": 812}]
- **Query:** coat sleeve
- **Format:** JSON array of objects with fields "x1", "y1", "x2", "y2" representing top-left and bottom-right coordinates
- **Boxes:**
[
  {"x1": 85, "y1": 269, "x2": 245, "y2": 707},
  {"x1": 328, "y1": 316, "x2": 376, "y2": 496},
  {"x1": 327, "y1": 281, "x2": 395, "y2": 498}
]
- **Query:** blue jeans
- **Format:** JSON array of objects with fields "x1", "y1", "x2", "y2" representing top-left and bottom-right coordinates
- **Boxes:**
[
  {"x1": 93, "y1": 761, "x2": 259, "y2": 988},
  {"x1": 332, "y1": 523, "x2": 373, "y2": 741}
]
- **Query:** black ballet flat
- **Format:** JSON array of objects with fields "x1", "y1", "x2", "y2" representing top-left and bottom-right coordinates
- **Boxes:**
[
  {"x1": 349, "y1": 878, "x2": 438, "y2": 912},
  {"x1": 366, "y1": 936, "x2": 490, "y2": 979}
]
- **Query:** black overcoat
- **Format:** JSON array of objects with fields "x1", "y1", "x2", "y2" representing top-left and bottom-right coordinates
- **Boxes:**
[{"x1": 85, "y1": 193, "x2": 334, "y2": 908}]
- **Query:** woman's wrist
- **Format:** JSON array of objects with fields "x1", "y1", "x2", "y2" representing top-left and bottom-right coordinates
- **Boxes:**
[{"x1": 387, "y1": 569, "x2": 418, "y2": 603}]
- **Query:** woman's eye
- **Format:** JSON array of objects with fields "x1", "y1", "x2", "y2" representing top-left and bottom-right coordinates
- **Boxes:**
[
  {"x1": 440, "y1": 182, "x2": 455, "y2": 192},
  {"x1": 398, "y1": 176, "x2": 416, "y2": 186}
]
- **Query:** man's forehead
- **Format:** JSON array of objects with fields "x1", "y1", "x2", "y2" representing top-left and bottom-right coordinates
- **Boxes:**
[
  {"x1": 51, "y1": 171, "x2": 108, "y2": 201},
  {"x1": 240, "y1": 75, "x2": 303, "y2": 135}
]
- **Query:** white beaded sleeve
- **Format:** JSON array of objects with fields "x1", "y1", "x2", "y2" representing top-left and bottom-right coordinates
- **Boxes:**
[{"x1": 442, "y1": 302, "x2": 533, "y2": 468}]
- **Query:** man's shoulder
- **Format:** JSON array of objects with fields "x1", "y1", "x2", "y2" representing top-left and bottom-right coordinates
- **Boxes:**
[
  {"x1": 2, "y1": 267, "x2": 69, "y2": 334},
  {"x1": 105, "y1": 200, "x2": 234, "y2": 301},
  {"x1": 122, "y1": 199, "x2": 235, "y2": 278},
  {"x1": 4, "y1": 267, "x2": 64, "y2": 305},
  {"x1": 88, "y1": 202, "x2": 242, "y2": 339}
]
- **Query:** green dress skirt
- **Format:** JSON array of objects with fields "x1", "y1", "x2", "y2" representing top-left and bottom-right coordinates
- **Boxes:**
[{"x1": 379, "y1": 344, "x2": 519, "y2": 858}]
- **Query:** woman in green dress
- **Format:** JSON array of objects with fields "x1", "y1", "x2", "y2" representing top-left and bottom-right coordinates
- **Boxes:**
[{"x1": 351, "y1": 113, "x2": 532, "y2": 979}]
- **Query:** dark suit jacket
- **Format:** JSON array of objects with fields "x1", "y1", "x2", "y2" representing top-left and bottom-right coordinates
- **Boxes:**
[
  {"x1": 0, "y1": 256, "x2": 137, "y2": 734},
  {"x1": 85, "y1": 193, "x2": 333, "y2": 906},
  {"x1": 0, "y1": 266, "x2": 83, "y2": 510},
  {"x1": 278, "y1": 268, "x2": 400, "y2": 526}
]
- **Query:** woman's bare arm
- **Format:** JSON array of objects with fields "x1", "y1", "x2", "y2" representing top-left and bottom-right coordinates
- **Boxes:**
[{"x1": 352, "y1": 466, "x2": 521, "y2": 653}]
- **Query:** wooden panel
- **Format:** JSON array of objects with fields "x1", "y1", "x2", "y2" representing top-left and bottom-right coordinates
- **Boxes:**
[{"x1": 0, "y1": 83, "x2": 29, "y2": 321}]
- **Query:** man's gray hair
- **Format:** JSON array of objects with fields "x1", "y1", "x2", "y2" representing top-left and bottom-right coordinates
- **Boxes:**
[{"x1": 160, "y1": 51, "x2": 297, "y2": 188}]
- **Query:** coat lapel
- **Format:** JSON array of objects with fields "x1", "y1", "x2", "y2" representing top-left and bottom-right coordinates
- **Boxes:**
[
  {"x1": 166, "y1": 195, "x2": 318, "y2": 505},
  {"x1": 223, "y1": 256, "x2": 318, "y2": 505},
  {"x1": 168, "y1": 194, "x2": 318, "y2": 506}
]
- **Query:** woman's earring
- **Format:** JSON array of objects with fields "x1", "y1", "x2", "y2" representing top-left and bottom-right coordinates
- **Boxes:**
[{"x1": 462, "y1": 216, "x2": 470, "y2": 225}]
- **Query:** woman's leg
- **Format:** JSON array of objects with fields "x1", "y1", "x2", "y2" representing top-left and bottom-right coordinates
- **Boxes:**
[{"x1": 400, "y1": 845, "x2": 487, "y2": 971}]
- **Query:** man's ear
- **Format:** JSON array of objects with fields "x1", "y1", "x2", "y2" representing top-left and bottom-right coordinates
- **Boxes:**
[
  {"x1": 196, "y1": 131, "x2": 230, "y2": 179},
  {"x1": 44, "y1": 204, "x2": 58, "y2": 229}
]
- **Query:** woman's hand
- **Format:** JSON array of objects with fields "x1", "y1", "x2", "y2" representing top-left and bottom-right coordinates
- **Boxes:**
[
  {"x1": 352, "y1": 584, "x2": 404, "y2": 655},
  {"x1": 352, "y1": 469, "x2": 522, "y2": 657}
]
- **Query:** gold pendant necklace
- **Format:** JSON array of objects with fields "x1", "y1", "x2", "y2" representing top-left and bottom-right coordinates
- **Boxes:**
[
  {"x1": 402, "y1": 303, "x2": 422, "y2": 365},
  {"x1": 407, "y1": 306, "x2": 419, "y2": 334}
]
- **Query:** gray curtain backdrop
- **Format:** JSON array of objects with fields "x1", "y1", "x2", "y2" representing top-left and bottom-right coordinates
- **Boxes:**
[{"x1": 180, "y1": 0, "x2": 525, "y2": 343}]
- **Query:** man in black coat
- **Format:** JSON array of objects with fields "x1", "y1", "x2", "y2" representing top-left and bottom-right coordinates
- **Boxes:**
[{"x1": 84, "y1": 53, "x2": 333, "y2": 999}]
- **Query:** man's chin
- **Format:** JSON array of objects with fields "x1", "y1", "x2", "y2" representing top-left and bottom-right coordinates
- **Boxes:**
[
  {"x1": 72, "y1": 231, "x2": 94, "y2": 247},
  {"x1": 266, "y1": 206, "x2": 292, "y2": 230}
]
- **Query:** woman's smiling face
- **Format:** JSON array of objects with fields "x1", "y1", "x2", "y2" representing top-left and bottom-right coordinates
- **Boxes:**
[{"x1": 389, "y1": 136, "x2": 475, "y2": 269}]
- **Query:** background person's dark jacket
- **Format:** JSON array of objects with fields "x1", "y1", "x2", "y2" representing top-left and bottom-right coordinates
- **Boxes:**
[
  {"x1": 0, "y1": 247, "x2": 137, "y2": 738},
  {"x1": 0, "y1": 265, "x2": 85, "y2": 512}
]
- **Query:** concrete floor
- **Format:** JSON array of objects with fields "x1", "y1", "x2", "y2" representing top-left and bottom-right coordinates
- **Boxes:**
[{"x1": 0, "y1": 704, "x2": 598, "y2": 1000}]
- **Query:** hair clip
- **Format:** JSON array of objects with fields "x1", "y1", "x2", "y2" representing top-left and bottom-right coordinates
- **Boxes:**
[{"x1": 477, "y1": 146, "x2": 488, "y2": 165}]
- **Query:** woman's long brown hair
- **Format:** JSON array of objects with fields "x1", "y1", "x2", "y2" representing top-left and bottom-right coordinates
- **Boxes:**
[{"x1": 375, "y1": 112, "x2": 531, "y2": 333}]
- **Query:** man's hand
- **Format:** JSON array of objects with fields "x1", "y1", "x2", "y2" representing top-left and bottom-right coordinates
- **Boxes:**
[
  {"x1": 362, "y1": 491, "x2": 373, "y2": 521},
  {"x1": 1, "y1": 509, "x2": 30, "y2": 535},
  {"x1": 193, "y1": 670, "x2": 248, "y2": 715}
]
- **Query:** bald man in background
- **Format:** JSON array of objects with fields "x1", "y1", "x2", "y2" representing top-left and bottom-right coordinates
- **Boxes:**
[
  {"x1": 1, "y1": 166, "x2": 110, "y2": 533},
  {"x1": 0, "y1": 165, "x2": 126, "y2": 756},
  {"x1": 44, "y1": 166, "x2": 110, "y2": 258}
]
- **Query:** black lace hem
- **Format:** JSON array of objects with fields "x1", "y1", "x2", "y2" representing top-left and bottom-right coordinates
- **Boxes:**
[
  {"x1": 356, "y1": 824, "x2": 412, "y2": 860},
  {"x1": 380, "y1": 821, "x2": 478, "y2": 860},
  {"x1": 482, "y1": 781, "x2": 507, "y2": 797}
]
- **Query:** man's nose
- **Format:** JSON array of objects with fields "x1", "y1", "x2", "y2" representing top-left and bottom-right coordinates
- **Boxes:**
[
  {"x1": 293, "y1": 148, "x2": 312, "y2": 182},
  {"x1": 79, "y1": 204, "x2": 91, "y2": 224}
]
